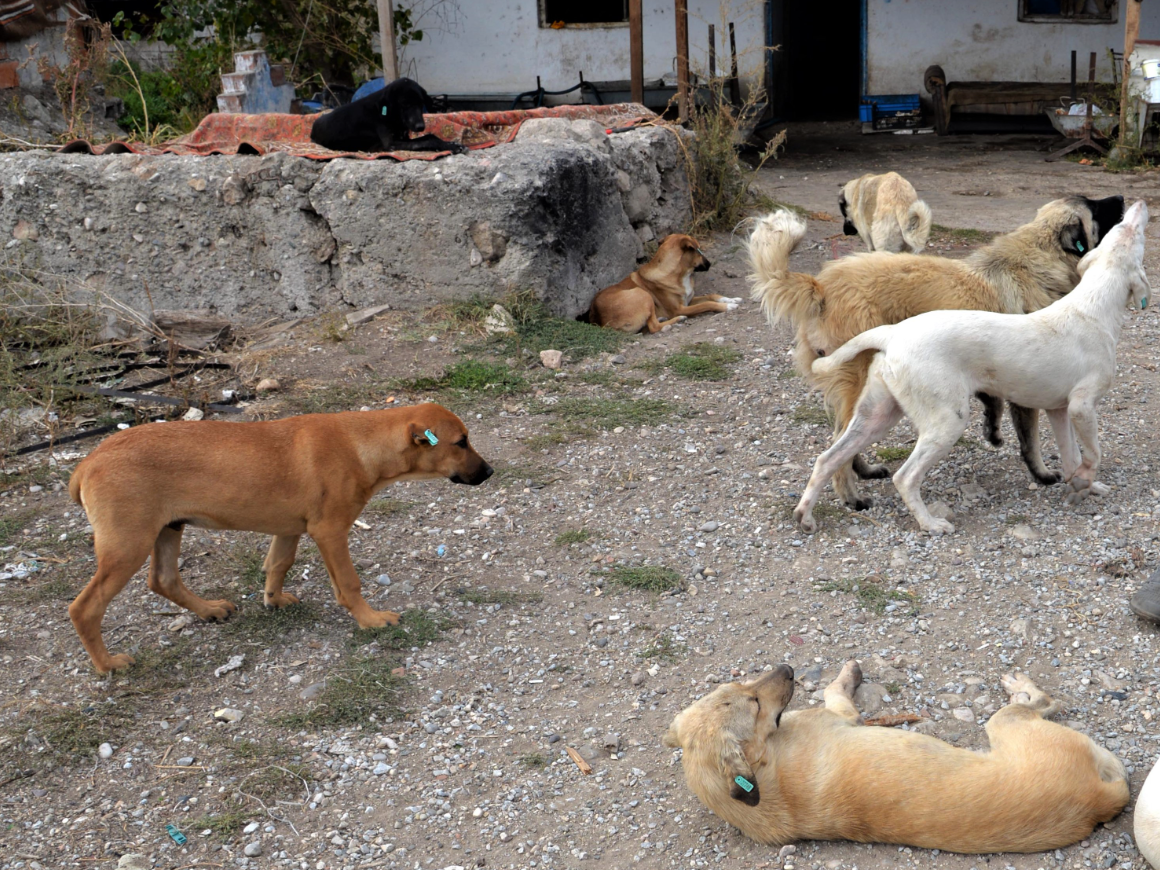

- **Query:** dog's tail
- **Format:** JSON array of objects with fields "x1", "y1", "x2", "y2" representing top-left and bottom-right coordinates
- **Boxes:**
[
  {"x1": 747, "y1": 210, "x2": 824, "y2": 328},
  {"x1": 68, "y1": 464, "x2": 84, "y2": 507},
  {"x1": 812, "y1": 325, "x2": 894, "y2": 377},
  {"x1": 900, "y1": 199, "x2": 933, "y2": 252}
]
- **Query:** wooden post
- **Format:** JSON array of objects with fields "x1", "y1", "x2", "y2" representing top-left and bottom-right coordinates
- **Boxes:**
[
  {"x1": 708, "y1": 24, "x2": 716, "y2": 77},
  {"x1": 728, "y1": 22, "x2": 740, "y2": 106},
  {"x1": 675, "y1": 0, "x2": 690, "y2": 121},
  {"x1": 377, "y1": 0, "x2": 398, "y2": 83},
  {"x1": 1120, "y1": 0, "x2": 1142, "y2": 147},
  {"x1": 630, "y1": 0, "x2": 644, "y2": 105}
]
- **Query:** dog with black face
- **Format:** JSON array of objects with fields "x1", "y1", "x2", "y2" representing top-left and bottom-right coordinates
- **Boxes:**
[
  {"x1": 309, "y1": 76, "x2": 466, "y2": 154},
  {"x1": 839, "y1": 171, "x2": 933, "y2": 253},
  {"x1": 665, "y1": 661, "x2": 1128, "y2": 852},
  {"x1": 747, "y1": 194, "x2": 1125, "y2": 510}
]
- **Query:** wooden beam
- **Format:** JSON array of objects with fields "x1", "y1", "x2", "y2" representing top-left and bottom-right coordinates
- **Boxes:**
[
  {"x1": 630, "y1": 0, "x2": 643, "y2": 104},
  {"x1": 675, "y1": 0, "x2": 690, "y2": 121},
  {"x1": 377, "y1": 0, "x2": 398, "y2": 83},
  {"x1": 1120, "y1": 0, "x2": 1142, "y2": 147}
]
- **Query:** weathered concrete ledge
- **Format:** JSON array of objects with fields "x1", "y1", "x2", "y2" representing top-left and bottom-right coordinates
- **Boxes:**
[{"x1": 0, "y1": 120, "x2": 690, "y2": 326}]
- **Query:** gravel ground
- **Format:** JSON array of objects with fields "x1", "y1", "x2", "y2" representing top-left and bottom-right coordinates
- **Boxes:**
[{"x1": 2, "y1": 122, "x2": 1160, "y2": 870}]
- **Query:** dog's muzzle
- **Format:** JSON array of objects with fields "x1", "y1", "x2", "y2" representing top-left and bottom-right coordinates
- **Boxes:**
[
  {"x1": 451, "y1": 463, "x2": 494, "y2": 486},
  {"x1": 695, "y1": 257, "x2": 712, "y2": 272},
  {"x1": 843, "y1": 221, "x2": 859, "y2": 237}
]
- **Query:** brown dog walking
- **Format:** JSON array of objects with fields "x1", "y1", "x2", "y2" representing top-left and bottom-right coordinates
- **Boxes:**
[{"x1": 68, "y1": 403, "x2": 492, "y2": 673}]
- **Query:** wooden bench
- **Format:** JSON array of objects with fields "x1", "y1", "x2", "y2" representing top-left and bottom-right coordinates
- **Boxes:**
[{"x1": 924, "y1": 65, "x2": 1076, "y2": 134}]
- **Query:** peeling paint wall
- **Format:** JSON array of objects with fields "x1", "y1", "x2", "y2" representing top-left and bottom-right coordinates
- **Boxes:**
[
  {"x1": 867, "y1": 0, "x2": 1160, "y2": 95},
  {"x1": 398, "y1": 0, "x2": 767, "y2": 97}
]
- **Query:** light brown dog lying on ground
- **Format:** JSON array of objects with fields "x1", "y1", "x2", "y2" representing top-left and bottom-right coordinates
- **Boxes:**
[
  {"x1": 68, "y1": 403, "x2": 492, "y2": 674},
  {"x1": 587, "y1": 233, "x2": 741, "y2": 333},
  {"x1": 665, "y1": 661, "x2": 1128, "y2": 853}
]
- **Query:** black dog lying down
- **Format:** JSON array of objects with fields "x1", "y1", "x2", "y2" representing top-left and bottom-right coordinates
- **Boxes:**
[{"x1": 309, "y1": 77, "x2": 466, "y2": 154}]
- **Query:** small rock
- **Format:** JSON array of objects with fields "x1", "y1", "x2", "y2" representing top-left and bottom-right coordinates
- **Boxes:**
[
  {"x1": 243, "y1": 840, "x2": 263, "y2": 857},
  {"x1": 373, "y1": 762, "x2": 390, "y2": 775},
  {"x1": 243, "y1": 821, "x2": 260, "y2": 834},
  {"x1": 927, "y1": 501, "x2": 955, "y2": 522},
  {"x1": 116, "y1": 856, "x2": 150, "y2": 870},
  {"x1": 610, "y1": 354, "x2": 627, "y2": 365},
  {"x1": 630, "y1": 670, "x2": 646, "y2": 686},
  {"x1": 484, "y1": 304, "x2": 516, "y2": 335},
  {"x1": 188, "y1": 177, "x2": 208, "y2": 192},
  {"x1": 213, "y1": 707, "x2": 244, "y2": 723},
  {"x1": 255, "y1": 377, "x2": 280, "y2": 393},
  {"x1": 779, "y1": 845, "x2": 797, "y2": 859},
  {"x1": 540, "y1": 349, "x2": 564, "y2": 370},
  {"x1": 853, "y1": 682, "x2": 888, "y2": 716},
  {"x1": 1010, "y1": 523, "x2": 1038, "y2": 541},
  {"x1": 134, "y1": 202, "x2": 148, "y2": 214},
  {"x1": 98, "y1": 742, "x2": 114, "y2": 760},
  {"x1": 299, "y1": 681, "x2": 327, "y2": 701},
  {"x1": 346, "y1": 304, "x2": 392, "y2": 327},
  {"x1": 375, "y1": 573, "x2": 392, "y2": 586},
  {"x1": 214, "y1": 654, "x2": 245, "y2": 677},
  {"x1": 182, "y1": 407, "x2": 204, "y2": 421},
  {"x1": 12, "y1": 219, "x2": 38, "y2": 241},
  {"x1": 698, "y1": 521, "x2": 719, "y2": 533},
  {"x1": 952, "y1": 707, "x2": 976, "y2": 723},
  {"x1": 175, "y1": 756, "x2": 196, "y2": 766},
  {"x1": 603, "y1": 733, "x2": 621, "y2": 753}
]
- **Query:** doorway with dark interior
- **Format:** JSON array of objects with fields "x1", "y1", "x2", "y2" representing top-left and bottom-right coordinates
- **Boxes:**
[{"x1": 769, "y1": 0, "x2": 862, "y2": 120}]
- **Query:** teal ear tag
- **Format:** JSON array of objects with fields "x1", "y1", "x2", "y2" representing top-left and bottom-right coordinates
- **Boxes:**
[
  {"x1": 1076, "y1": 240, "x2": 1085, "y2": 253},
  {"x1": 424, "y1": 429, "x2": 438, "y2": 446},
  {"x1": 382, "y1": 106, "x2": 389, "y2": 117},
  {"x1": 734, "y1": 775, "x2": 754, "y2": 792},
  {"x1": 1143, "y1": 297, "x2": 1149, "y2": 310}
]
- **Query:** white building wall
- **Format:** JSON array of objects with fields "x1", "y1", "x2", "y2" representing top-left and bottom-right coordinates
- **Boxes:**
[
  {"x1": 398, "y1": 0, "x2": 767, "y2": 96},
  {"x1": 867, "y1": 0, "x2": 1160, "y2": 96}
]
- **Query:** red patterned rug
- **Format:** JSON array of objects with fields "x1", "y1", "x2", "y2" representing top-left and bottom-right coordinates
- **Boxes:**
[{"x1": 59, "y1": 103, "x2": 654, "y2": 161}]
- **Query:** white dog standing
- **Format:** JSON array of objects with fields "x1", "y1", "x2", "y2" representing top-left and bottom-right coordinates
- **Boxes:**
[{"x1": 793, "y1": 200, "x2": 1150, "y2": 535}]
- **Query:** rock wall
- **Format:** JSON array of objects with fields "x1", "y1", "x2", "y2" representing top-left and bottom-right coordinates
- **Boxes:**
[{"x1": 0, "y1": 121, "x2": 690, "y2": 324}]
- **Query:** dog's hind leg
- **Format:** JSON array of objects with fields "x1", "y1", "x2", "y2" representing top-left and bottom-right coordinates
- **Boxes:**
[
  {"x1": 823, "y1": 660, "x2": 864, "y2": 723},
  {"x1": 1010, "y1": 403, "x2": 1062, "y2": 485},
  {"x1": 310, "y1": 521, "x2": 400, "y2": 628},
  {"x1": 892, "y1": 409, "x2": 968, "y2": 535},
  {"x1": 1000, "y1": 673, "x2": 1062, "y2": 717},
  {"x1": 263, "y1": 534, "x2": 302, "y2": 610},
  {"x1": 977, "y1": 392, "x2": 1004, "y2": 447},
  {"x1": 795, "y1": 378, "x2": 903, "y2": 533},
  {"x1": 146, "y1": 525, "x2": 237, "y2": 622},
  {"x1": 69, "y1": 533, "x2": 154, "y2": 673},
  {"x1": 1062, "y1": 393, "x2": 1104, "y2": 504}
]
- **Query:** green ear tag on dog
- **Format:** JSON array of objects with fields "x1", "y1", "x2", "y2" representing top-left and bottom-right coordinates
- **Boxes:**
[
  {"x1": 734, "y1": 775, "x2": 754, "y2": 793},
  {"x1": 382, "y1": 106, "x2": 388, "y2": 117},
  {"x1": 1076, "y1": 241, "x2": 1085, "y2": 253},
  {"x1": 424, "y1": 429, "x2": 438, "y2": 446}
]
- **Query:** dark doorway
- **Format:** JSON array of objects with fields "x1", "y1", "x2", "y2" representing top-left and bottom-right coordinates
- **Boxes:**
[{"x1": 769, "y1": 0, "x2": 862, "y2": 120}]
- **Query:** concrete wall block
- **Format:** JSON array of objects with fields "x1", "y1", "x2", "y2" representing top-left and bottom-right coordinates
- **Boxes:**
[{"x1": 0, "y1": 127, "x2": 690, "y2": 323}]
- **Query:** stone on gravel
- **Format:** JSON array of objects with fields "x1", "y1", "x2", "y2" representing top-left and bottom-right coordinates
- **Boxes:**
[
  {"x1": 854, "y1": 682, "x2": 888, "y2": 716},
  {"x1": 98, "y1": 742, "x2": 114, "y2": 759},
  {"x1": 116, "y1": 856, "x2": 150, "y2": 870},
  {"x1": 255, "y1": 377, "x2": 280, "y2": 392},
  {"x1": 299, "y1": 681, "x2": 327, "y2": 700},
  {"x1": 540, "y1": 349, "x2": 564, "y2": 370},
  {"x1": 244, "y1": 840, "x2": 263, "y2": 857}
]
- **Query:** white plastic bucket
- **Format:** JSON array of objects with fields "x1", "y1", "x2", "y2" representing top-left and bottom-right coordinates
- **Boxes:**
[
  {"x1": 1148, "y1": 76, "x2": 1160, "y2": 102},
  {"x1": 1142, "y1": 58, "x2": 1160, "y2": 78}
]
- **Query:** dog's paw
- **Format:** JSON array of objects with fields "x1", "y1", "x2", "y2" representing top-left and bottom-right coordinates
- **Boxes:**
[
  {"x1": 1032, "y1": 470, "x2": 1063, "y2": 486},
  {"x1": 356, "y1": 608, "x2": 402, "y2": 629},
  {"x1": 264, "y1": 591, "x2": 301, "y2": 610},
  {"x1": 96, "y1": 652, "x2": 136, "y2": 674},
  {"x1": 1001, "y1": 672, "x2": 1036, "y2": 700},
  {"x1": 793, "y1": 506, "x2": 817, "y2": 534},
  {"x1": 1090, "y1": 481, "x2": 1110, "y2": 496},
  {"x1": 849, "y1": 497, "x2": 873, "y2": 511},
  {"x1": 200, "y1": 599, "x2": 237, "y2": 622},
  {"x1": 450, "y1": 143, "x2": 469, "y2": 155},
  {"x1": 922, "y1": 518, "x2": 955, "y2": 535},
  {"x1": 724, "y1": 297, "x2": 744, "y2": 304},
  {"x1": 725, "y1": 302, "x2": 740, "y2": 312}
]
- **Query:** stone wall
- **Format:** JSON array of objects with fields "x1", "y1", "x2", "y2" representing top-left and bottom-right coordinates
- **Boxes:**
[{"x1": 0, "y1": 121, "x2": 690, "y2": 325}]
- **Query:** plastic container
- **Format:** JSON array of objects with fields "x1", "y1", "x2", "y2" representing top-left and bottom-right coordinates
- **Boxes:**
[
  {"x1": 1147, "y1": 76, "x2": 1160, "y2": 103},
  {"x1": 1142, "y1": 58, "x2": 1160, "y2": 78}
]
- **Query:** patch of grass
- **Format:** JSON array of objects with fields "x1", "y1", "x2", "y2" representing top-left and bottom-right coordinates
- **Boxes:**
[
  {"x1": 427, "y1": 293, "x2": 501, "y2": 333},
  {"x1": 10, "y1": 697, "x2": 137, "y2": 770},
  {"x1": 791, "y1": 404, "x2": 830, "y2": 426},
  {"x1": 456, "y1": 587, "x2": 544, "y2": 606},
  {"x1": 124, "y1": 638, "x2": 211, "y2": 694},
  {"x1": 238, "y1": 763, "x2": 311, "y2": 801},
  {"x1": 608, "y1": 565, "x2": 684, "y2": 594},
  {"x1": 350, "y1": 608, "x2": 452, "y2": 650},
  {"x1": 664, "y1": 343, "x2": 743, "y2": 380},
  {"x1": 280, "y1": 655, "x2": 407, "y2": 728},
  {"x1": 875, "y1": 445, "x2": 913, "y2": 463},
  {"x1": 639, "y1": 631, "x2": 686, "y2": 661},
  {"x1": 886, "y1": 681, "x2": 902, "y2": 695},
  {"x1": 752, "y1": 194, "x2": 809, "y2": 218},
  {"x1": 218, "y1": 601, "x2": 322, "y2": 647},
  {"x1": 0, "y1": 508, "x2": 40, "y2": 548},
  {"x1": 229, "y1": 544, "x2": 266, "y2": 593},
  {"x1": 554, "y1": 529, "x2": 595, "y2": 546},
  {"x1": 403, "y1": 360, "x2": 527, "y2": 396},
  {"x1": 468, "y1": 290, "x2": 625, "y2": 360},
  {"x1": 490, "y1": 461, "x2": 556, "y2": 488},
  {"x1": 575, "y1": 370, "x2": 619, "y2": 386},
  {"x1": 776, "y1": 368, "x2": 799, "y2": 380},
  {"x1": 363, "y1": 497, "x2": 413, "y2": 518},
  {"x1": 314, "y1": 311, "x2": 349, "y2": 343},
  {"x1": 285, "y1": 380, "x2": 391, "y2": 415},
  {"x1": 817, "y1": 576, "x2": 920, "y2": 616},
  {"x1": 191, "y1": 809, "x2": 249, "y2": 839},
  {"x1": 17, "y1": 576, "x2": 76, "y2": 604},
  {"x1": 1005, "y1": 514, "x2": 1029, "y2": 525},
  {"x1": 930, "y1": 225, "x2": 995, "y2": 244},
  {"x1": 520, "y1": 752, "x2": 548, "y2": 769},
  {"x1": 540, "y1": 397, "x2": 673, "y2": 430}
]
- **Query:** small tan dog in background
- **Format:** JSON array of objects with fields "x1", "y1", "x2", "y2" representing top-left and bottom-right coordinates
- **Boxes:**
[
  {"x1": 587, "y1": 233, "x2": 741, "y2": 333},
  {"x1": 665, "y1": 661, "x2": 1127, "y2": 852},
  {"x1": 839, "y1": 171, "x2": 933, "y2": 253},
  {"x1": 68, "y1": 403, "x2": 492, "y2": 674}
]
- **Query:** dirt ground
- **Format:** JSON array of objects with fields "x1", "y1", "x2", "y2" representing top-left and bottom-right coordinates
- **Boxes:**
[{"x1": 3, "y1": 120, "x2": 1160, "y2": 870}]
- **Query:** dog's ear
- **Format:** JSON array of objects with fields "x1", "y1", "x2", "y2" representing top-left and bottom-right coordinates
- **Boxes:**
[
  {"x1": 1130, "y1": 264, "x2": 1151, "y2": 310},
  {"x1": 722, "y1": 733, "x2": 760, "y2": 806},
  {"x1": 838, "y1": 191, "x2": 848, "y2": 217},
  {"x1": 409, "y1": 423, "x2": 438, "y2": 447},
  {"x1": 1060, "y1": 218, "x2": 1091, "y2": 257},
  {"x1": 662, "y1": 721, "x2": 681, "y2": 749}
]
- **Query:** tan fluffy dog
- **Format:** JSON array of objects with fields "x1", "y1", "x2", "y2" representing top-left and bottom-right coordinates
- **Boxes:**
[
  {"x1": 588, "y1": 233, "x2": 741, "y2": 333},
  {"x1": 839, "y1": 171, "x2": 933, "y2": 253},
  {"x1": 665, "y1": 661, "x2": 1128, "y2": 852},
  {"x1": 747, "y1": 194, "x2": 1124, "y2": 509},
  {"x1": 68, "y1": 403, "x2": 492, "y2": 674}
]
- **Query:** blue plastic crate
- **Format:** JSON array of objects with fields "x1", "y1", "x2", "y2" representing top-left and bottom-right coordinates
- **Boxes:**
[{"x1": 859, "y1": 93, "x2": 920, "y2": 122}]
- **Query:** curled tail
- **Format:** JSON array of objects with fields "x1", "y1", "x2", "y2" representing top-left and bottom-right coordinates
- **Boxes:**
[
  {"x1": 68, "y1": 463, "x2": 85, "y2": 507},
  {"x1": 746, "y1": 209, "x2": 824, "y2": 328},
  {"x1": 812, "y1": 325, "x2": 895, "y2": 378},
  {"x1": 901, "y1": 199, "x2": 933, "y2": 252}
]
